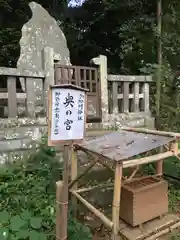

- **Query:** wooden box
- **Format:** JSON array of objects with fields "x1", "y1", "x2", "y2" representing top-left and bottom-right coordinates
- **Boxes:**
[{"x1": 120, "y1": 176, "x2": 168, "y2": 227}]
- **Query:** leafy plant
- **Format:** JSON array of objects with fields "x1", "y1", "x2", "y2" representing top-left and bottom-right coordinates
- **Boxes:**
[{"x1": 0, "y1": 136, "x2": 92, "y2": 240}]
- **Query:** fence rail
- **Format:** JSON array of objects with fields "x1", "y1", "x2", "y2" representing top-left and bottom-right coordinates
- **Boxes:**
[
  {"x1": 108, "y1": 75, "x2": 151, "y2": 114},
  {"x1": 0, "y1": 67, "x2": 44, "y2": 78}
]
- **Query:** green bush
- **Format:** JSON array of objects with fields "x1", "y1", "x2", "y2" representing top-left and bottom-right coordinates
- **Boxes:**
[{"x1": 0, "y1": 137, "x2": 92, "y2": 240}]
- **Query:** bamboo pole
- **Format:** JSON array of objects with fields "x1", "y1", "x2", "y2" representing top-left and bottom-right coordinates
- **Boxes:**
[
  {"x1": 61, "y1": 144, "x2": 71, "y2": 240},
  {"x1": 79, "y1": 146, "x2": 114, "y2": 172},
  {"x1": 74, "y1": 182, "x2": 114, "y2": 193},
  {"x1": 70, "y1": 148, "x2": 78, "y2": 217},
  {"x1": 145, "y1": 221, "x2": 180, "y2": 240},
  {"x1": 71, "y1": 190, "x2": 113, "y2": 229},
  {"x1": 126, "y1": 166, "x2": 139, "y2": 181},
  {"x1": 69, "y1": 161, "x2": 96, "y2": 188},
  {"x1": 123, "y1": 151, "x2": 178, "y2": 168},
  {"x1": 56, "y1": 181, "x2": 64, "y2": 240},
  {"x1": 122, "y1": 127, "x2": 180, "y2": 138},
  {"x1": 156, "y1": 145, "x2": 163, "y2": 176},
  {"x1": 112, "y1": 162, "x2": 122, "y2": 240},
  {"x1": 156, "y1": 160, "x2": 163, "y2": 176}
]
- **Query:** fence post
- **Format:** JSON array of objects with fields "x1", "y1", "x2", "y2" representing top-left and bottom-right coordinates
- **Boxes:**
[
  {"x1": 43, "y1": 47, "x2": 54, "y2": 115},
  {"x1": 143, "y1": 82, "x2": 150, "y2": 113},
  {"x1": 91, "y1": 55, "x2": 109, "y2": 124}
]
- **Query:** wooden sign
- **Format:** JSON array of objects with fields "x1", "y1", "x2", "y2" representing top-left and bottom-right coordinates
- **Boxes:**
[{"x1": 48, "y1": 84, "x2": 88, "y2": 145}]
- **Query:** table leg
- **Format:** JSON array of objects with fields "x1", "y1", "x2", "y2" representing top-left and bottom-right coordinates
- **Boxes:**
[{"x1": 112, "y1": 162, "x2": 123, "y2": 240}]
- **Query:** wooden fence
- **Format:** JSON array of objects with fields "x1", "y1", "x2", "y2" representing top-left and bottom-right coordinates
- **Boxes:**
[
  {"x1": 0, "y1": 67, "x2": 152, "y2": 119},
  {"x1": 0, "y1": 63, "x2": 153, "y2": 157},
  {"x1": 0, "y1": 67, "x2": 152, "y2": 120},
  {"x1": 54, "y1": 64, "x2": 101, "y2": 122},
  {"x1": 0, "y1": 68, "x2": 45, "y2": 118},
  {"x1": 108, "y1": 75, "x2": 152, "y2": 114}
]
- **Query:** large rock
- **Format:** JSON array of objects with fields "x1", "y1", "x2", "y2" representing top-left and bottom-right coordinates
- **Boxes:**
[{"x1": 17, "y1": 1, "x2": 71, "y2": 91}]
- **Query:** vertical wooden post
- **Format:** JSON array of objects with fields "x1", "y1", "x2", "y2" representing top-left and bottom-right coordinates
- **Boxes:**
[
  {"x1": 58, "y1": 144, "x2": 72, "y2": 240},
  {"x1": 143, "y1": 83, "x2": 150, "y2": 113},
  {"x1": 56, "y1": 181, "x2": 64, "y2": 240},
  {"x1": 112, "y1": 81, "x2": 118, "y2": 113},
  {"x1": 156, "y1": 160, "x2": 163, "y2": 176},
  {"x1": 123, "y1": 82, "x2": 129, "y2": 113},
  {"x1": 133, "y1": 82, "x2": 139, "y2": 112},
  {"x1": 7, "y1": 76, "x2": 17, "y2": 118},
  {"x1": 90, "y1": 55, "x2": 109, "y2": 123},
  {"x1": 170, "y1": 140, "x2": 178, "y2": 155},
  {"x1": 112, "y1": 162, "x2": 123, "y2": 240},
  {"x1": 26, "y1": 77, "x2": 36, "y2": 118},
  {"x1": 70, "y1": 147, "x2": 78, "y2": 217},
  {"x1": 43, "y1": 47, "x2": 54, "y2": 115}
]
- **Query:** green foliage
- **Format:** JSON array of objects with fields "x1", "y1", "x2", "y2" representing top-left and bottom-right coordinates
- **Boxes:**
[{"x1": 0, "y1": 136, "x2": 92, "y2": 240}]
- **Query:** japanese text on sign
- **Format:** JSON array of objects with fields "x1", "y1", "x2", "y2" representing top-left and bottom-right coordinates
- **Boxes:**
[{"x1": 50, "y1": 87, "x2": 86, "y2": 141}]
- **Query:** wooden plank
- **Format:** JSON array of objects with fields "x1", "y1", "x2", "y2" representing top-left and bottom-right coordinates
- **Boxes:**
[
  {"x1": 143, "y1": 83, "x2": 150, "y2": 112},
  {"x1": 7, "y1": 76, "x2": 17, "y2": 117},
  {"x1": 0, "y1": 67, "x2": 44, "y2": 78},
  {"x1": 83, "y1": 69, "x2": 87, "y2": 88},
  {"x1": 108, "y1": 75, "x2": 152, "y2": 82},
  {"x1": 54, "y1": 67, "x2": 61, "y2": 84},
  {"x1": 118, "y1": 93, "x2": 143, "y2": 99},
  {"x1": 133, "y1": 82, "x2": 140, "y2": 112},
  {"x1": 0, "y1": 92, "x2": 26, "y2": 99},
  {"x1": 43, "y1": 47, "x2": 54, "y2": 114},
  {"x1": 26, "y1": 77, "x2": 36, "y2": 118},
  {"x1": 89, "y1": 69, "x2": 92, "y2": 92},
  {"x1": 55, "y1": 64, "x2": 97, "y2": 71},
  {"x1": 112, "y1": 81, "x2": 118, "y2": 113},
  {"x1": 75, "y1": 66, "x2": 80, "y2": 86},
  {"x1": 123, "y1": 82, "x2": 129, "y2": 112}
]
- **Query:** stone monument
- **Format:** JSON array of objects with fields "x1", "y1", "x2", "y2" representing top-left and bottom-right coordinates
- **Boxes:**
[{"x1": 17, "y1": 1, "x2": 71, "y2": 92}]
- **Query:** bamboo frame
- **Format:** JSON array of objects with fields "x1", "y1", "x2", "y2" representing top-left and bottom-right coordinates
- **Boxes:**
[
  {"x1": 68, "y1": 129, "x2": 180, "y2": 240},
  {"x1": 71, "y1": 190, "x2": 113, "y2": 229}
]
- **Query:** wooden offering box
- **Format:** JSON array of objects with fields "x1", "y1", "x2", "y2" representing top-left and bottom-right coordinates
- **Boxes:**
[{"x1": 120, "y1": 176, "x2": 168, "y2": 227}]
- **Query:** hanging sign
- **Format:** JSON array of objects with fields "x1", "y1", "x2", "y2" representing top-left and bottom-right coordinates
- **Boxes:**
[{"x1": 48, "y1": 84, "x2": 88, "y2": 145}]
